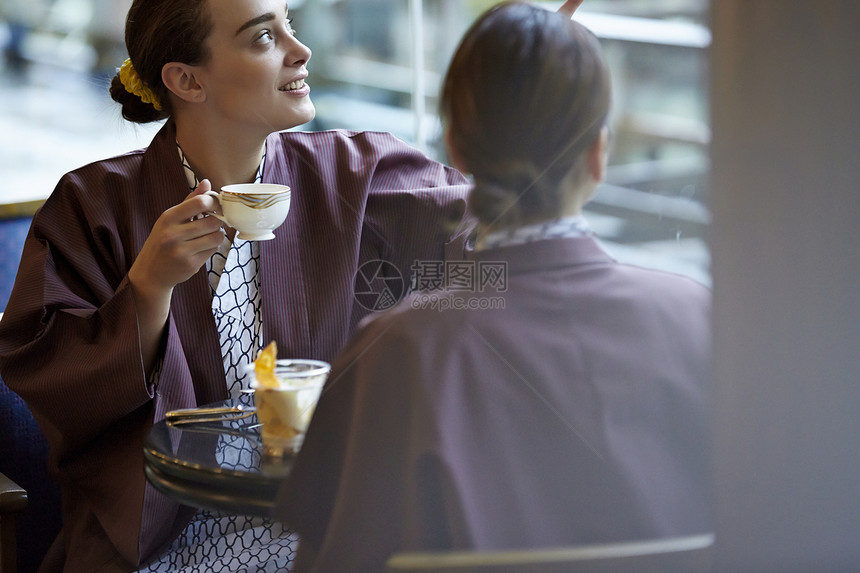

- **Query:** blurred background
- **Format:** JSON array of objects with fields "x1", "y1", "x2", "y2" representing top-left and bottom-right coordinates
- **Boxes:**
[{"x1": 0, "y1": 0, "x2": 711, "y2": 311}]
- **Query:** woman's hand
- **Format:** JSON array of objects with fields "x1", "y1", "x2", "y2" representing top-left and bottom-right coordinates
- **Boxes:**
[
  {"x1": 130, "y1": 179, "x2": 224, "y2": 298},
  {"x1": 128, "y1": 179, "x2": 225, "y2": 373},
  {"x1": 558, "y1": 0, "x2": 585, "y2": 18}
]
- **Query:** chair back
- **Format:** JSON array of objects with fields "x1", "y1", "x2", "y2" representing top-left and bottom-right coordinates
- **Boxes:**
[
  {"x1": 0, "y1": 314, "x2": 63, "y2": 573},
  {"x1": 0, "y1": 216, "x2": 31, "y2": 313},
  {"x1": 386, "y1": 533, "x2": 715, "y2": 573}
]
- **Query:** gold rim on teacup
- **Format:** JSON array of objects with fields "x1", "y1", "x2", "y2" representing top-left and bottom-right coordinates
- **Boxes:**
[{"x1": 220, "y1": 192, "x2": 291, "y2": 210}]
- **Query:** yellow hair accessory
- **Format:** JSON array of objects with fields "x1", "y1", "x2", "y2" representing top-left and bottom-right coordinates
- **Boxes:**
[{"x1": 119, "y1": 58, "x2": 163, "y2": 111}]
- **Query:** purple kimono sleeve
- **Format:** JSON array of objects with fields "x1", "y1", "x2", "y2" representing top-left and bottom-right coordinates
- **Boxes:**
[
  {"x1": 0, "y1": 213, "x2": 154, "y2": 461},
  {"x1": 0, "y1": 173, "x2": 199, "y2": 565},
  {"x1": 275, "y1": 313, "x2": 432, "y2": 572}
]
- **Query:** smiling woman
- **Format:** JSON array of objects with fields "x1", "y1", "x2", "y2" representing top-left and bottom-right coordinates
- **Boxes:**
[
  {"x1": 164, "y1": 0, "x2": 316, "y2": 154},
  {"x1": 0, "y1": 0, "x2": 472, "y2": 570}
]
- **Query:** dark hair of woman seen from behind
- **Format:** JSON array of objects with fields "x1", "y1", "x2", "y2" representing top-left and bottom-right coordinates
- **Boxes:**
[
  {"x1": 108, "y1": 0, "x2": 212, "y2": 123},
  {"x1": 440, "y1": 1, "x2": 611, "y2": 228}
]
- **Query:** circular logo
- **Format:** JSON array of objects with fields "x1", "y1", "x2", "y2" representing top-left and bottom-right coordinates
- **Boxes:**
[{"x1": 354, "y1": 260, "x2": 405, "y2": 312}]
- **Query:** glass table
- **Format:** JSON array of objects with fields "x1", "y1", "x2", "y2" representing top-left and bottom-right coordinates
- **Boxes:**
[{"x1": 143, "y1": 394, "x2": 292, "y2": 518}]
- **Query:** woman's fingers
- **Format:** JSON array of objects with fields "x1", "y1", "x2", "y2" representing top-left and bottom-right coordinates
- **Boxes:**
[
  {"x1": 131, "y1": 198, "x2": 225, "y2": 291},
  {"x1": 558, "y1": 0, "x2": 585, "y2": 17},
  {"x1": 164, "y1": 226, "x2": 225, "y2": 275},
  {"x1": 185, "y1": 178, "x2": 213, "y2": 202},
  {"x1": 166, "y1": 182, "x2": 221, "y2": 223},
  {"x1": 193, "y1": 178, "x2": 212, "y2": 196}
]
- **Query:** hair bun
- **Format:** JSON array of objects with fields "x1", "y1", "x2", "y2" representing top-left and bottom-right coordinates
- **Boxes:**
[
  {"x1": 469, "y1": 178, "x2": 520, "y2": 227},
  {"x1": 469, "y1": 161, "x2": 560, "y2": 227},
  {"x1": 109, "y1": 72, "x2": 166, "y2": 124}
]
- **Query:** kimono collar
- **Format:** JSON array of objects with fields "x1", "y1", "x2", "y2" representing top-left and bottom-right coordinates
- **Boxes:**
[
  {"x1": 469, "y1": 234, "x2": 615, "y2": 277},
  {"x1": 477, "y1": 215, "x2": 592, "y2": 251},
  {"x1": 176, "y1": 141, "x2": 268, "y2": 190}
]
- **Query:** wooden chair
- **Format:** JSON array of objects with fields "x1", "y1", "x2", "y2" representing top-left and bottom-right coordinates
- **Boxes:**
[
  {"x1": 0, "y1": 471, "x2": 28, "y2": 573},
  {"x1": 386, "y1": 533, "x2": 715, "y2": 573}
]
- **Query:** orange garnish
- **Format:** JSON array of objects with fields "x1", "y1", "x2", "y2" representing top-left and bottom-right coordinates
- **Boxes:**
[{"x1": 254, "y1": 341, "x2": 279, "y2": 389}]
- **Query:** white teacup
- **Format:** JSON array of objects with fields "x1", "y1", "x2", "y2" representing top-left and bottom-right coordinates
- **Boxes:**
[{"x1": 204, "y1": 183, "x2": 291, "y2": 241}]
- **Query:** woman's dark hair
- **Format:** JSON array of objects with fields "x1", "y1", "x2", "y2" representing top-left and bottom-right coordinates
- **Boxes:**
[
  {"x1": 109, "y1": 0, "x2": 213, "y2": 123},
  {"x1": 440, "y1": 1, "x2": 611, "y2": 227}
]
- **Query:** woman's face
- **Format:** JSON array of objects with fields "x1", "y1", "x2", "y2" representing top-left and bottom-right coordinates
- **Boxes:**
[{"x1": 195, "y1": 0, "x2": 315, "y2": 136}]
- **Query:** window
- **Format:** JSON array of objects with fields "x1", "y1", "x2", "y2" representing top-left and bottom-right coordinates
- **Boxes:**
[
  {"x1": 293, "y1": 0, "x2": 711, "y2": 284},
  {"x1": 1, "y1": 0, "x2": 711, "y2": 284}
]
